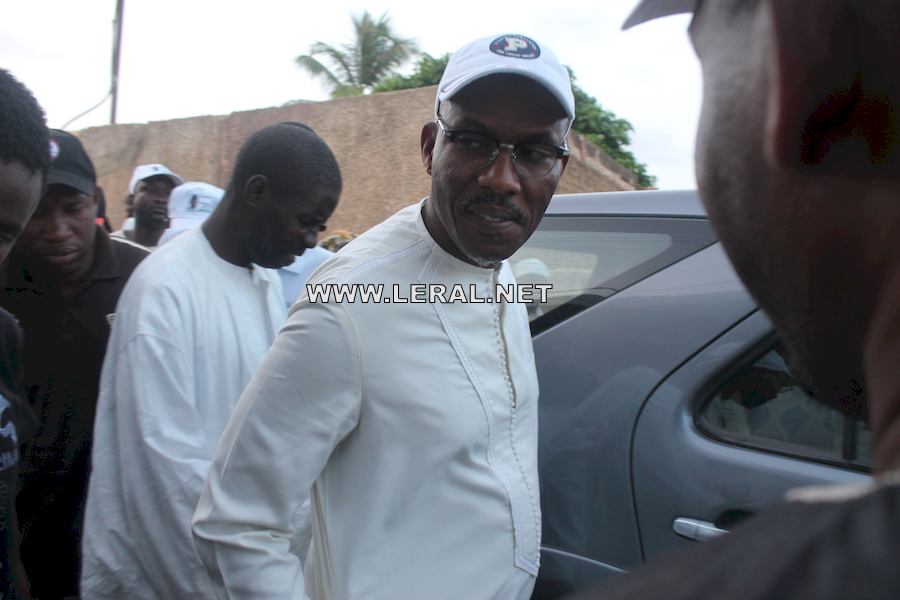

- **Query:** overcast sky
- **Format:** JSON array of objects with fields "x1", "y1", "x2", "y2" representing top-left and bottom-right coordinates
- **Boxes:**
[{"x1": 2, "y1": 0, "x2": 699, "y2": 189}]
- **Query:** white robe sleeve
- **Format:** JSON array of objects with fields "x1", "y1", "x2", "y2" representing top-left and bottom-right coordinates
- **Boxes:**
[
  {"x1": 109, "y1": 332, "x2": 214, "y2": 595},
  {"x1": 192, "y1": 299, "x2": 362, "y2": 600}
]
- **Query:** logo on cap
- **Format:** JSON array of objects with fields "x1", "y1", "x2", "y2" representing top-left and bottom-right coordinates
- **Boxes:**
[
  {"x1": 49, "y1": 139, "x2": 60, "y2": 162},
  {"x1": 489, "y1": 35, "x2": 541, "y2": 59}
]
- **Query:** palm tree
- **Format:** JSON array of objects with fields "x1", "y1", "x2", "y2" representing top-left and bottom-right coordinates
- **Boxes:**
[{"x1": 296, "y1": 11, "x2": 419, "y2": 98}]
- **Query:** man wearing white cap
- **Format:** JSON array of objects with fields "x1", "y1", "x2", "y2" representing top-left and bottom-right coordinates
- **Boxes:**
[
  {"x1": 193, "y1": 33, "x2": 572, "y2": 599},
  {"x1": 158, "y1": 181, "x2": 224, "y2": 246},
  {"x1": 111, "y1": 163, "x2": 183, "y2": 248}
]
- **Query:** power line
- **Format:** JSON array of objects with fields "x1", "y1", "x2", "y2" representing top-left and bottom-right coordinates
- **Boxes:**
[
  {"x1": 61, "y1": 89, "x2": 113, "y2": 130},
  {"x1": 59, "y1": 0, "x2": 125, "y2": 130}
]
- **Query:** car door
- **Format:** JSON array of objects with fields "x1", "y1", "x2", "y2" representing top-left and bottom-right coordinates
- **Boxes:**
[
  {"x1": 516, "y1": 213, "x2": 757, "y2": 598},
  {"x1": 630, "y1": 310, "x2": 872, "y2": 564}
]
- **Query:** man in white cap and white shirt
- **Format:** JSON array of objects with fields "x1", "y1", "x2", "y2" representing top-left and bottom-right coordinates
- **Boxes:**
[
  {"x1": 193, "y1": 33, "x2": 573, "y2": 599},
  {"x1": 158, "y1": 181, "x2": 225, "y2": 246},
  {"x1": 111, "y1": 163, "x2": 182, "y2": 248}
]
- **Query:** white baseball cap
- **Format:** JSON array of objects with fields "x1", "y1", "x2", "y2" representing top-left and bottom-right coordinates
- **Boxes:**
[
  {"x1": 158, "y1": 182, "x2": 224, "y2": 246},
  {"x1": 435, "y1": 33, "x2": 575, "y2": 121},
  {"x1": 622, "y1": 0, "x2": 697, "y2": 29},
  {"x1": 167, "y1": 181, "x2": 224, "y2": 229},
  {"x1": 128, "y1": 163, "x2": 183, "y2": 194}
]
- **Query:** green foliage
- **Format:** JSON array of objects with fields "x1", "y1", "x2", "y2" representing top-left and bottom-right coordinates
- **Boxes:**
[
  {"x1": 296, "y1": 11, "x2": 419, "y2": 97},
  {"x1": 568, "y1": 69, "x2": 656, "y2": 187},
  {"x1": 373, "y1": 53, "x2": 451, "y2": 92},
  {"x1": 371, "y1": 52, "x2": 656, "y2": 186}
]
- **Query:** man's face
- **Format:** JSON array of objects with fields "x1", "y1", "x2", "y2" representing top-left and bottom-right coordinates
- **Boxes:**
[
  {"x1": 132, "y1": 175, "x2": 175, "y2": 227},
  {"x1": 690, "y1": 1, "x2": 869, "y2": 414},
  {"x1": 18, "y1": 183, "x2": 98, "y2": 280},
  {"x1": 422, "y1": 75, "x2": 569, "y2": 268},
  {"x1": 245, "y1": 182, "x2": 339, "y2": 269},
  {"x1": 0, "y1": 161, "x2": 43, "y2": 265}
]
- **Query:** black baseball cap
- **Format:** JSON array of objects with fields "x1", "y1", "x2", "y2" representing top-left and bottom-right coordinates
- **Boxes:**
[{"x1": 47, "y1": 129, "x2": 96, "y2": 196}]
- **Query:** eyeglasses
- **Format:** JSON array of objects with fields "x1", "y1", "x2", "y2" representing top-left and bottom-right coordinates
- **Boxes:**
[{"x1": 436, "y1": 109, "x2": 569, "y2": 178}]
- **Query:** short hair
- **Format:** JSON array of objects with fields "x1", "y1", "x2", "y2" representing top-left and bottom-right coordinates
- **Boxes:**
[
  {"x1": 229, "y1": 122, "x2": 341, "y2": 199},
  {"x1": 0, "y1": 69, "x2": 49, "y2": 178}
]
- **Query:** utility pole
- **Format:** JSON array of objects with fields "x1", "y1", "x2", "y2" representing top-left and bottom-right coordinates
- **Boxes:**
[{"x1": 110, "y1": 0, "x2": 125, "y2": 124}]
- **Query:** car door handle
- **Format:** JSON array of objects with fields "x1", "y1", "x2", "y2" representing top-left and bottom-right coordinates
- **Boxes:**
[{"x1": 672, "y1": 517, "x2": 727, "y2": 542}]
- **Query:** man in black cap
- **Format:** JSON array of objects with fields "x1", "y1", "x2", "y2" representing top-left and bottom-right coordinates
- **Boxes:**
[{"x1": 0, "y1": 129, "x2": 149, "y2": 598}]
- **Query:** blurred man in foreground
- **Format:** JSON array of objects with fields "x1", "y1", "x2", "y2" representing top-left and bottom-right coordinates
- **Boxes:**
[{"x1": 572, "y1": 1, "x2": 899, "y2": 598}]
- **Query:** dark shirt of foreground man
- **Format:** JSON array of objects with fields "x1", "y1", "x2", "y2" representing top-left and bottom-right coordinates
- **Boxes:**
[
  {"x1": 0, "y1": 310, "x2": 35, "y2": 600},
  {"x1": 0, "y1": 67, "x2": 52, "y2": 600},
  {"x1": 569, "y1": 1, "x2": 900, "y2": 599},
  {"x1": 0, "y1": 130, "x2": 148, "y2": 598}
]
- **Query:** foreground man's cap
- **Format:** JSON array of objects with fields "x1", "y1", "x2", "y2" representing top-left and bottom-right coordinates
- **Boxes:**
[
  {"x1": 622, "y1": 0, "x2": 698, "y2": 29},
  {"x1": 436, "y1": 33, "x2": 575, "y2": 121}
]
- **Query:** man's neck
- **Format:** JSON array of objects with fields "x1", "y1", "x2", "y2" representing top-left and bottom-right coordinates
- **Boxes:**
[
  {"x1": 201, "y1": 206, "x2": 251, "y2": 268},
  {"x1": 864, "y1": 260, "x2": 900, "y2": 474},
  {"x1": 131, "y1": 223, "x2": 164, "y2": 247}
]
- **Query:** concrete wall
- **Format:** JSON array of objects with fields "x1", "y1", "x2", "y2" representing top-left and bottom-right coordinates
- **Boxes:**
[{"x1": 78, "y1": 86, "x2": 638, "y2": 233}]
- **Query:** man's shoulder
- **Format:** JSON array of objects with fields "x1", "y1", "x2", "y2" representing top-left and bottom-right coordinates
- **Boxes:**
[
  {"x1": 109, "y1": 235, "x2": 152, "y2": 276},
  {"x1": 581, "y1": 481, "x2": 900, "y2": 600},
  {"x1": 129, "y1": 229, "x2": 206, "y2": 272},
  {"x1": 0, "y1": 308, "x2": 22, "y2": 355},
  {"x1": 117, "y1": 230, "x2": 223, "y2": 306},
  {"x1": 0, "y1": 307, "x2": 23, "y2": 390},
  {"x1": 311, "y1": 203, "x2": 430, "y2": 285}
]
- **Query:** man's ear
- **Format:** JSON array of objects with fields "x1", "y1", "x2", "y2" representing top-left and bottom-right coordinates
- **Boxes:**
[
  {"x1": 421, "y1": 122, "x2": 437, "y2": 176},
  {"x1": 242, "y1": 175, "x2": 269, "y2": 208},
  {"x1": 763, "y1": 0, "x2": 869, "y2": 168}
]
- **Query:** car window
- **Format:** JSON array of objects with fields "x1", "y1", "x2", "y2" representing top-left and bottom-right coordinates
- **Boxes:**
[
  {"x1": 698, "y1": 343, "x2": 872, "y2": 470},
  {"x1": 511, "y1": 216, "x2": 716, "y2": 333}
]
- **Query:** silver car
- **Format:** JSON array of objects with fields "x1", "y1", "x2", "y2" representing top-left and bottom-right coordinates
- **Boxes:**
[{"x1": 512, "y1": 190, "x2": 872, "y2": 599}]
